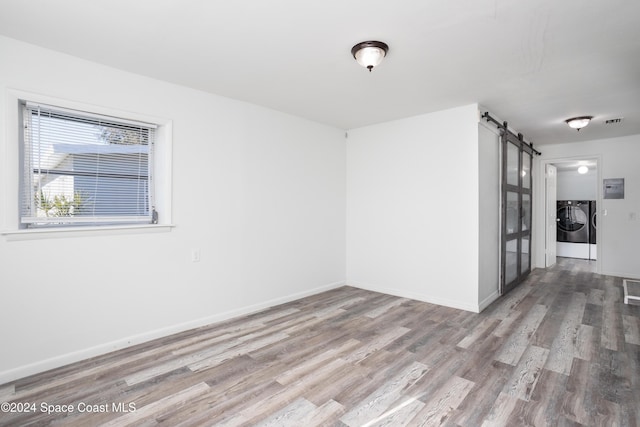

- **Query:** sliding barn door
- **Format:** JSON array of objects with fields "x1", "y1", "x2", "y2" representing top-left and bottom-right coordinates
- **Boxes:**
[{"x1": 500, "y1": 131, "x2": 534, "y2": 295}]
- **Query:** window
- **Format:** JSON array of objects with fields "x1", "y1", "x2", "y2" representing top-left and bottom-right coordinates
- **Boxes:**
[{"x1": 20, "y1": 101, "x2": 158, "y2": 228}]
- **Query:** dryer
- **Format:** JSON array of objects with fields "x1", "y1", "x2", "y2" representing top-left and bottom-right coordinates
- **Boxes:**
[
  {"x1": 557, "y1": 200, "x2": 590, "y2": 243},
  {"x1": 589, "y1": 200, "x2": 597, "y2": 260},
  {"x1": 589, "y1": 201, "x2": 597, "y2": 244}
]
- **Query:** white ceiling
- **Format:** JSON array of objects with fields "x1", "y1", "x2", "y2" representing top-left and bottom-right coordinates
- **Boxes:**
[{"x1": 1, "y1": 0, "x2": 639, "y2": 146}]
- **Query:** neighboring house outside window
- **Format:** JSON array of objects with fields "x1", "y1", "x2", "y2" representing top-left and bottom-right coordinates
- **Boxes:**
[{"x1": 20, "y1": 101, "x2": 157, "y2": 228}]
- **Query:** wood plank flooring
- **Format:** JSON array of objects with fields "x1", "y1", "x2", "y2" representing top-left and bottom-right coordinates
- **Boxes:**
[{"x1": 1, "y1": 258, "x2": 639, "y2": 426}]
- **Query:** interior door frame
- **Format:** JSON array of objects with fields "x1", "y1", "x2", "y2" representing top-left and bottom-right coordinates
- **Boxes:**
[
  {"x1": 500, "y1": 131, "x2": 535, "y2": 295},
  {"x1": 545, "y1": 164, "x2": 557, "y2": 267},
  {"x1": 538, "y1": 156, "x2": 602, "y2": 274}
]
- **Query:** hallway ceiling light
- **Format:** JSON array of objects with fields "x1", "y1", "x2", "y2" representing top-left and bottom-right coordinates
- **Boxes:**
[
  {"x1": 578, "y1": 165, "x2": 589, "y2": 174},
  {"x1": 565, "y1": 116, "x2": 593, "y2": 131},
  {"x1": 351, "y1": 41, "x2": 389, "y2": 72}
]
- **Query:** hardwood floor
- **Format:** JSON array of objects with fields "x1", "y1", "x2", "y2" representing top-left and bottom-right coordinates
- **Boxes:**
[{"x1": 1, "y1": 258, "x2": 638, "y2": 426}]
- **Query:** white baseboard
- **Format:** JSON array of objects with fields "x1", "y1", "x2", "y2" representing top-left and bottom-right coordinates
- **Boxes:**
[
  {"x1": 601, "y1": 270, "x2": 640, "y2": 281},
  {"x1": 346, "y1": 280, "x2": 480, "y2": 313},
  {"x1": 478, "y1": 290, "x2": 500, "y2": 312},
  {"x1": 0, "y1": 280, "x2": 345, "y2": 385}
]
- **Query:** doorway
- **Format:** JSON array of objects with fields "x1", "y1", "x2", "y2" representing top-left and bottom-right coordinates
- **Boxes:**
[{"x1": 542, "y1": 157, "x2": 600, "y2": 271}]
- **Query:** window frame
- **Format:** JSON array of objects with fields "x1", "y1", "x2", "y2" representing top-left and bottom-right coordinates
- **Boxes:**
[{"x1": 2, "y1": 90, "x2": 173, "y2": 239}]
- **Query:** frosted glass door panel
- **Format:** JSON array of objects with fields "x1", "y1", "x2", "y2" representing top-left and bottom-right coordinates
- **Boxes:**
[
  {"x1": 522, "y1": 151, "x2": 531, "y2": 189},
  {"x1": 522, "y1": 194, "x2": 531, "y2": 231},
  {"x1": 522, "y1": 237, "x2": 530, "y2": 272},
  {"x1": 505, "y1": 238, "x2": 518, "y2": 285},
  {"x1": 506, "y1": 191, "x2": 519, "y2": 234},
  {"x1": 507, "y1": 142, "x2": 519, "y2": 186}
]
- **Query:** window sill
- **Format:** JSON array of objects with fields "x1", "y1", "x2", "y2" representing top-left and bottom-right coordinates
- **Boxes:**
[{"x1": 1, "y1": 224, "x2": 175, "y2": 241}]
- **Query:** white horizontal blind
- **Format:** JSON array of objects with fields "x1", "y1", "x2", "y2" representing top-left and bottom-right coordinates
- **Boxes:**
[{"x1": 21, "y1": 102, "x2": 156, "y2": 227}]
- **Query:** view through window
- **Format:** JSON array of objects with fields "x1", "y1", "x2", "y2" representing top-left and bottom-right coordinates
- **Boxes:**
[{"x1": 20, "y1": 102, "x2": 157, "y2": 228}]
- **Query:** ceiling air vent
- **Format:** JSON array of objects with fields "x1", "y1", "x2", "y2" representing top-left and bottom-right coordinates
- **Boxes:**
[{"x1": 604, "y1": 118, "x2": 623, "y2": 125}]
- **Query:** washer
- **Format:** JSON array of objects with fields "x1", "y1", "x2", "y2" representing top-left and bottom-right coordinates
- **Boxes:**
[
  {"x1": 557, "y1": 200, "x2": 590, "y2": 243},
  {"x1": 589, "y1": 200, "x2": 597, "y2": 244}
]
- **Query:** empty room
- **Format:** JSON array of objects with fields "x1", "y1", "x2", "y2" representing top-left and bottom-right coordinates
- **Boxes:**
[{"x1": 0, "y1": 1, "x2": 639, "y2": 425}]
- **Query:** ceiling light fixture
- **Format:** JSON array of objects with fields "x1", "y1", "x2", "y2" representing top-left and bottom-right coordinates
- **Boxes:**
[
  {"x1": 351, "y1": 41, "x2": 389, "y2": 72},
  {"x1": 578, "y1": 165, "x2": 589, "y2": 174},
  {"x1": 565, "y1": 116, "x2": 593, "y2": 131}
]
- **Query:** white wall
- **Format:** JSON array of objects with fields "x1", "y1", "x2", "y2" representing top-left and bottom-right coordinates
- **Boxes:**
[
  {"x1": 557, "y1": 169, "x2": 597, "y2": 200},
  {"x1": 346, "y1": 104, "x2": 481, "y2": 312},
  {"x1": 534, "y1": 134, "x2": 640, "y2": 279},
  {"x1": 477, "y1": 122, "x2": 500, "y2": 309},
  {"x1": 0, "y1": 36, "x2": 346, "y2": 383}
]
